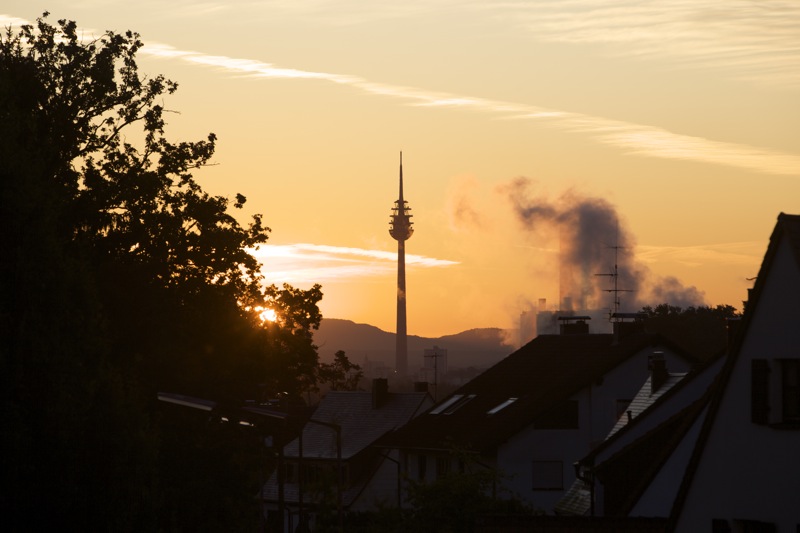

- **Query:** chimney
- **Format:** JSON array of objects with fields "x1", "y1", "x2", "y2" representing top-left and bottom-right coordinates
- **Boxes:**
[
  {"x1": 372, "y1": 378, "x2": 389, "y2": 409},
  {"x1": 559, "y1": 316, "x2": 591, "y2": 335},
  {"x1": 558, "y1": 316, "x2": 592, "y2": 335},
  {"x1": 649, "y1": 352, "x2": 668, "y2": 395},
  {"x1": 612, "y1": 312, "x2": 647, "y2": 343},
  {"x1": 413, "y1": 382, "x2": 429, "y2": 393}
]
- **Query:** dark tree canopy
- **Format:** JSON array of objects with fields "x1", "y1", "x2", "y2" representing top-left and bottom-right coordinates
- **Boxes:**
[
  {"x1": 317, "y1": 350, "x2": 364, "y2": 391},
  {"x1": 640, "y1": 303, "x2": 741, "y2": 361},
  {"x1": 1, "y1": 14, "x2": 322, "y2": 529}
]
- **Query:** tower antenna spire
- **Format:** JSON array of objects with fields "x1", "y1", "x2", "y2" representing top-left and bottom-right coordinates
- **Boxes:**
[
  {"x1": 389, "y1": 151, "x2": 414, "y2": 377},
  {"x1": 399, "y1": 152, "x2": 404, "y2": 202}
]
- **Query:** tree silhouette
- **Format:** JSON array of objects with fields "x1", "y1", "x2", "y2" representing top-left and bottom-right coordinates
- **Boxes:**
[
  {"x1": 317, "y1": 350, "x2": 364, "y2": 391},
  {"x1": 1, "y1": 13, "x2": 322, "y2": 528},
  {"x1": 640, "y1": 303, "x2": 740, "y2": 361}
]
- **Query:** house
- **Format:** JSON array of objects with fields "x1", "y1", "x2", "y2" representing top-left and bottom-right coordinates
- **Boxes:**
[
  {"x1": 385, "y1": 319, "x2": 695, "y2": 513},
  {"x1": 556, "y1": 350, "x2": 726, "y2": 517},
  {"x1": 664, "y1": 213, "x2": 800, "y2": 532},
  {"x1": 551, "y1": 213, "x2": 800, "y2": 532},
  {"x1": 260, "y1": 378, "x2": 432, "y2": 531}
]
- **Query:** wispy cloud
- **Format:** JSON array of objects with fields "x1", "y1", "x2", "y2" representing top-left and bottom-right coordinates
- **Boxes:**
[
  {"x1": 139, "y1": 1, "x2": 800, "y2": 88},
  {"x1": 483, "y1": 0, "x2": 800, "y2": 88},
  {"x1": 636, "y1": 240, "x2": 764, "y2": 268},
  {"x1": 0, "y1": 14, "x2": 29, "y2": 27},
  {"x1": 139, "y1": 41, "x2": 800, "y2": 177},
  {"x1": 142, "y1": 42, "x2": 357, "y2": 82},
  {"x1": 4, "y1": 12, "x2": 799, "y2": 177},
  {"x1": 248, "y1": 243, "x2": 458, "y2": 285}
]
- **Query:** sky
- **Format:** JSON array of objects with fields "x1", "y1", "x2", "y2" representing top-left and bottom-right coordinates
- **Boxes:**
[{"x1": 3, "y1": 1, "x2": 799, "y2": 337}]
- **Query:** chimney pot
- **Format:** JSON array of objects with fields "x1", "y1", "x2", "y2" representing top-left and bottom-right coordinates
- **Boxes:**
[
  {"x1": 372, "y1": 378, "x2": 389, "y2": 409},
  {"x1": 649, "y1": 352, "x2": 668, "y2": 394}
]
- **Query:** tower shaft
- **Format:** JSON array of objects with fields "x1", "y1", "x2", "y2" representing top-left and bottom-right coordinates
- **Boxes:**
[
  {"x1": 389, "y1": 152, "x2": 413, "y2": 377},
  {"x1": 396, "y1": 239, "x2": 408, "y2": 377}
]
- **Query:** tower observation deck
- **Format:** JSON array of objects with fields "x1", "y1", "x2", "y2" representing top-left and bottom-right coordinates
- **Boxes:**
[{"x1": 389, "y1": 152, "x2": 413, "y2": 377}]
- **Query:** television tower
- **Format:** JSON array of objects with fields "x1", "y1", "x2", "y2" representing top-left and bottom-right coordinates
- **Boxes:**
[{"x1": 389, "y1": 152, "x2": 414, "y2": 377}]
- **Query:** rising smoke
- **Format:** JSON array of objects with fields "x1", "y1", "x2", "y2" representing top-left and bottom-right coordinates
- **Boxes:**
[{"x1": 503, "y1": 177, "x2": 704, "y2": 312}]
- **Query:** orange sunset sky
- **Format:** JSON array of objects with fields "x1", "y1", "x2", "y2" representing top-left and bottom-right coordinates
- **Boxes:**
[{"x1": 4, "y1": 2, "x2": 799, "y2": 337}]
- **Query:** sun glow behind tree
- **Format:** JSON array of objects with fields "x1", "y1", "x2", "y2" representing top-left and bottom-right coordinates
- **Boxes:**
[{"x1": 255, "y1": 306, "x2": 277, "y2": 323}]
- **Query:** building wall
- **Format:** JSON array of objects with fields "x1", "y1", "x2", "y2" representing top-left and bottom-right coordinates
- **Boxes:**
[
  {"x1": 349, "y1": 449, "x2": 405, "y2": 512},
  {"x1": 676, "y1": 235, "x2": 800, "y2": 532}
]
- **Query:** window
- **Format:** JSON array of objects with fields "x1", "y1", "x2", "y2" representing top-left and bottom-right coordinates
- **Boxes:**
[
  {"x1": 303, "y1": 464, "x2": 323, "y2": 484},
  {"x1": 782, "y1": 359, "x2": 800, "y2": 422},
  {"x1": 417, "y1": 454, "x2": 427, "y2": 480},
  {"x1": 284, "y1": 462, "x2": 296, "y2": 483},
  {"x1": 436, "y1": 457, "x2": 451, "y2": 479},
  {"x1": 430, "y1": 394, "x2": 476, "y2": 415},
  {"x1": 532, "y1": 460, "x2": 563, "y2": 490},
  {"x1": 430, "y1": 395, "x2": 463, "y2": 414},
  {"x1": 534, "y1": 400, "x2": 579, "y2": 429},
  {"x1": 751, "y1": 359, "x2": 770, "y2": 424},
  {"x1": 487, "y1": 397, "x2": 517, "y2": 415},
  {"x1": 431, "y1": 394, "x2": 476, "y2": 414},
  {"x1": 751, "y1": 358, "x2": 800, "y2": 425}
]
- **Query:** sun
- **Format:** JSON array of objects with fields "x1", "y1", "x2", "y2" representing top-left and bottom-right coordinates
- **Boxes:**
[{"x1": 255, "y1": 306, "x2": 277, "y2": 323}]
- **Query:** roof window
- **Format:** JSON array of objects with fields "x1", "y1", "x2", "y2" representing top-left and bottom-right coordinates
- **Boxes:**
[
  {"x1": 487, "y1": 397, "x2": 518, "y2": 415},
  {"x1": 430, "y1": 394, "x2": 476, "y2": 415}
]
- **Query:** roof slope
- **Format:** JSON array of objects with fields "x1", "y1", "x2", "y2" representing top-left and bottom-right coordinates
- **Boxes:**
[
  {"x1": 596, "y1": 394, "x2": 710, "y2": 517},
  {"x1": 388, "y1": 332, "x2": 688, "y2": 453},
  {"x1": 284, "y1": 391, "x2": 430, "y2": 459},
  {"x1": 607, "y1": 373, "x2": 686, "y2": 438}
]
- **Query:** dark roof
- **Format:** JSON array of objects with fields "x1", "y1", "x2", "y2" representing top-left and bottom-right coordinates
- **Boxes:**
[
  {"x1": 606, "y1": 373, "x2": 686, "y2": 438},
  {"x1": 261, "y1": 390, "x2": 430, "y2": 507},
  {"x1": 668, "y1": 213, "x2": 800, "y2": 527},
  {"x1": 386, "y1": 332, "x2": 690, "y2": 453},
  {"x1": 284, "y1": 391, "x2": 430, "y2": 460}
]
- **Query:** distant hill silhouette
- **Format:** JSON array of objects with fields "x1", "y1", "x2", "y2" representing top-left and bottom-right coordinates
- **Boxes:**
[{"x1": 314, "y1": 318, "x2": 515, "y2": 372}]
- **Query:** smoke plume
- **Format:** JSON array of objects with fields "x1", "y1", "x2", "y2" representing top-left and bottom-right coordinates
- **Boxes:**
[{"x1": 503, "y1": 177, "x2": 704, "y2": 312}]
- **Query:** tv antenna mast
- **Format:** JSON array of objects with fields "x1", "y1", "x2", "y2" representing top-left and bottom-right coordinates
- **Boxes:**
[{"x1": 595, "y1": 226, "x2": 632, "y2": 320}]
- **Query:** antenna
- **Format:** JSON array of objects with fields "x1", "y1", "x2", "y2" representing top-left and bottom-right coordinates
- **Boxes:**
[
  {"x1": 595, "y1": 224, "x2": 632, "y2": 320},
  {"x1": 424, "y1": 346, "x2": 446, "y2": 402}
]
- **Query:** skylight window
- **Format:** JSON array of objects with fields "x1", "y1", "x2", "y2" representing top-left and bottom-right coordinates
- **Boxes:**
[
  {"x1": 430, "y1": 395, "x2": 463, "y2": 415},
  {"x1": 487, "y1": 397, "x2": 518, "y2": 415},
  {"x1": 430, "y1": 394, "x2": 476, "y2": 415},
  {"x1": 442, "y1": 394, "x2": 476, "y2": 415}
]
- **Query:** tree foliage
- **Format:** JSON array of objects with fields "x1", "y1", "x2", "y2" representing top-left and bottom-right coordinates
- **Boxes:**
[
  {"x1": 1, "y1": 13, "x2": 322, "y2": 528},
  {"x1": 404, "y1": 453, "x2": 531, "y2": 533},
  {"x1": 317, "y1": 350, "x2": 364, "y2": 391},
  {"x1": 640, "y1": 303, "x2": 741, "y2": 361}
]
